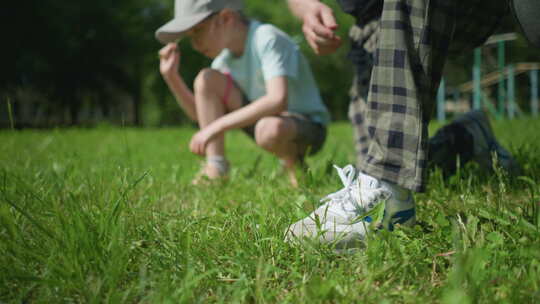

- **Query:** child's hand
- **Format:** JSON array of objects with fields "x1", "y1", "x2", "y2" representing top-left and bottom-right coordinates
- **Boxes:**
[
  {"x1": 301, "y1": 2, "x2": 342, "y2": 55},
  {"x1": 159, "y1": 43, "x2": 180, "y2": 78},
  {"x1": 189, "y1": 125, "x2": 220, "y2": 156}
]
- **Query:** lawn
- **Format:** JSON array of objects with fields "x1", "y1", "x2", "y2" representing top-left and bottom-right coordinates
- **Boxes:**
[{"x1": 1, "y1": 117, "x2": 540, "y2": 303}]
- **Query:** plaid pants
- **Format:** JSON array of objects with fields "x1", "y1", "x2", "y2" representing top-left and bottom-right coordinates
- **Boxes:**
[{"x1": 348, "y1": 0, "x2": 508, "y2": 192}]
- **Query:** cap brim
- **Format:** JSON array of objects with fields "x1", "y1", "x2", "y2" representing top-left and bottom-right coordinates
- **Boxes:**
[{"x1": 155, "y1": 12, "x2": 212, "y2": 44}]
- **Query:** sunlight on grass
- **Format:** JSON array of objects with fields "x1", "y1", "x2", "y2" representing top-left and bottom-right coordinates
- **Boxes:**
[{"x1": 1, "y1": 119, "x2": 539, "y2": 302}]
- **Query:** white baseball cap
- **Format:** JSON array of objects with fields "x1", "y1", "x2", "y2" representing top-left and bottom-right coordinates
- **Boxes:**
[{"x1": 155, "y1": 0, "x2": 244, "y2": 44}]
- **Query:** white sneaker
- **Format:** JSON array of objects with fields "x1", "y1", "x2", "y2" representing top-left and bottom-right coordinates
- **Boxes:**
[{"x1": 285, "y1": 165, "x2": 415, "y2": 249}]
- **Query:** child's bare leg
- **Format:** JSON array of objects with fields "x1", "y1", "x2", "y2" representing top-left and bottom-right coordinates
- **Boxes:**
[
  {"x1": 254, "y1": 116, "x2": 303, "y2": 186},
  {"x1": 193, "y1": 68, "x2": 243, "y2": 180},
  {"x1": 194, "y1": 69, "x2": 228, "y2": 158}
]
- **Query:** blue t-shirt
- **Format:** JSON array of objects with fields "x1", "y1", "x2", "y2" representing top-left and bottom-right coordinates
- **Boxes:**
[{"x1": 211, "y1": 20, "x2": 330, "y2": 125}]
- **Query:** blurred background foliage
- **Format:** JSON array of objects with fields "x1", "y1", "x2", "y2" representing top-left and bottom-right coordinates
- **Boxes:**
[{"x1": 1, "y1": 1, "x2": 538, "y2": 128}]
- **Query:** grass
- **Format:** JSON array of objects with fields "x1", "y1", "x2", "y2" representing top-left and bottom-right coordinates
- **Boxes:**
[{"x1": 1, "y1": 117, "x2": 540, "y2": 303}]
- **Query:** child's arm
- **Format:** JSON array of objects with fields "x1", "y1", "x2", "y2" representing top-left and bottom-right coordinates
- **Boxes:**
[
  {"x1": 159, "y1": 43, "x2": 198, "y2": 121},
  {"x1": 220, "y1": 76, "x2": 288, "y2": 129},
  {"x1": 189, "y1": 76, "x2": 288, "y2": 155}
]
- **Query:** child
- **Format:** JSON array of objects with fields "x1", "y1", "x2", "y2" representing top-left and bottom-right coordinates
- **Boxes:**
[{"x1": 156, "y1": 0, "x2": 330, "y2": 186}]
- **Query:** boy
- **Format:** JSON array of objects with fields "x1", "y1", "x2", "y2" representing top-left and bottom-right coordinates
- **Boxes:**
[{"x1": 156, "y1": 0, "x2": 330, "y2": 186}]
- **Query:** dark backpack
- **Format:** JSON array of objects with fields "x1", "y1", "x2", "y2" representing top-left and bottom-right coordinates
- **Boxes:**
[{"x1": 512, "y1": 0, "x2": 540, "y2": 47}]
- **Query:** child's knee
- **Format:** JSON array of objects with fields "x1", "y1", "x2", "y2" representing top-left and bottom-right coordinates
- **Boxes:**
[
  {"x1": 255, "y1": 117, "x2": 289, "y2": 149},
  {"x1": 194, "y1": 68, "x2": 223, "y2": 95}
]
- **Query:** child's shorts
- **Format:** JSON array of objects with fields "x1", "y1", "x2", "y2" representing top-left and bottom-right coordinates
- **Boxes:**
[{"x1": 236, "y1": 96, "x2": 327, "y2": 156}]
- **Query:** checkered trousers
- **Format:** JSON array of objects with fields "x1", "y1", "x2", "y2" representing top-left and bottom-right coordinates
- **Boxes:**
[
  {"x1": 348, "y1": 20, "x2": 378, "y2": 184},
  {"x1": 347, "y1": 0, "x2": 508, "y2": 192}
]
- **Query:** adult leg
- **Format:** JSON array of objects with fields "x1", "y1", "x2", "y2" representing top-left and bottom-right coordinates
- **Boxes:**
[
  {"x1": 286, "y1": 0, "x2": 507, "y2": 246},
  {"x1": 359, "y1": 0, "x2": 508, "y2": 192},
  {"x1": 348, "y1": 21, "x2": 378, "y2": 169},
  {"x1": 357, "y1": 0, "x2": 459, "y2": 192}
]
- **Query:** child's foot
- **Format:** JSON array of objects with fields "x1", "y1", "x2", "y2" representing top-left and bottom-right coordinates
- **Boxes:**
[
  {"x1": 284, "y1": 164, "x2": 299, "y2": 188},
  {"x1": 284, "y1": 164, "x2": 415, "y2": 249},
  {"x1": 280, "y1": 157, "x2": 306, "y2": 188},
  {"x1": 192, "y1": 156, "x2": 229, "y2": 185}
]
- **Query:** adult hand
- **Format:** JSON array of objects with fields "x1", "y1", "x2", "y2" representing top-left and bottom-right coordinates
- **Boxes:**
[
  {"x1": 189, "y1": 125, "x2": 220, "y2": 156},
  {"x1": 301, "y1": 2, "x2": 343, "y2": 55},
  {"x1": 158, "y1": 43, "x2": 180, "y2": 78}
]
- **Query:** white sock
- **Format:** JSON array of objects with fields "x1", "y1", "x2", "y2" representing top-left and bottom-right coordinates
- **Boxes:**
[
  {"x1": 207, "y1": 155, "x2": 229, "y2": 175},
  {"x1": 381, "y1": 180, "x2": 411, "y2": 201}
]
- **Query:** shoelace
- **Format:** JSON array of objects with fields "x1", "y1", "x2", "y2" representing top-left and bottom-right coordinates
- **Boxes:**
[
  {"x1": 320, "y1": 164, "x2": 391, "y2": 214},
  {"x1": 320, "y1": 165, "x2": 361, "y2": 211}
]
